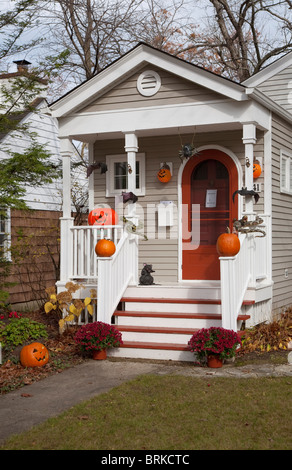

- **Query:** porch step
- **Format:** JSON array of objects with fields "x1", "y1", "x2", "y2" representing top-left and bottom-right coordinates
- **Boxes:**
[
  {"x1": 108, "y1": 293, "x2": 251, "y2": 361},
  {"x1": 108, "y1": 340, "x2": 195, "y2": 362}
]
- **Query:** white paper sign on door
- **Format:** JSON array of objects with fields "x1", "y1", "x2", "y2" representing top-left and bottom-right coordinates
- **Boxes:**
[{"x1": 205, "y1": 189, "x2": 217, "y2": 208}]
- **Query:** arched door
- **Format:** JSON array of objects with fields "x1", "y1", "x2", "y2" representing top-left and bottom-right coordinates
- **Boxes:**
[{"x1": 181, "y1": 149, "x2": 238, "y2": 280}]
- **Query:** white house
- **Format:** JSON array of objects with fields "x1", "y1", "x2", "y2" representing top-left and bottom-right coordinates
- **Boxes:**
[
  {"x1": 49, "y1": 43, "x2": 292, "y2": 361},
  {"x1": 0, "y1": 62, "x2": 62, "y2": 306}
]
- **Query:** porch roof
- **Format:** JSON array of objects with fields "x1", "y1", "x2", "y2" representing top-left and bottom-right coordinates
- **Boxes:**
[{"x1": 50, "y1": 43, "x2": 273, "y2": 141}]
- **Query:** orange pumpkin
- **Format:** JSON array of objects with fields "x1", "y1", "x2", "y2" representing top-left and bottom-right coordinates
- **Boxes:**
[
  {"x1": 157, "y1": 167, "x2": 172, "y2": 183},
  {"x1": 88, "y1": 208, "x2": 118, "y2": 226},
  {"x1": 95, "y1": 239, "x2": 116, "y2": 257},
  {"x1": 216, "y1": 227, "x2": 240, "y2": 257},
  {"x1": 20, "y1": 342, "x2": 49, "y2": 368},
  {"x1": 253, "y1": 162, "x2": 262, "y2": 179}
]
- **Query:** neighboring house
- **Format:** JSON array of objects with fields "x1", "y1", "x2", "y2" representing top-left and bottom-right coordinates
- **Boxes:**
[
  {"x1": 0, "y1": 62, "x2": 62, "y2": 307},
  {"x1": 49, "y1": 43, "x2": 292, "y2": 361}
]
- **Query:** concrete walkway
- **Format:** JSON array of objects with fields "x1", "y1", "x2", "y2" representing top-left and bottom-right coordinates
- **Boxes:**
[{"x1": 1, "y1": 357, "x2": 292, "y2": 446}]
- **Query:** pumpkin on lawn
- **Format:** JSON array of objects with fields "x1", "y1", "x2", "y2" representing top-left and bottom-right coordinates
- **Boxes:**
[
  {"x1": 95, "y1": 239, "x2": 116, "y2": 257},
  {"x1": 216, "y1": 227, "x2": 240, "y2": 257},
  {"x1": 88, "y1": 207, "x2": 118, "y2": 226},
  {"x1": 157, "y1": 164, "x2": 172, "y2": 183},
  {"x1": 253, "y1": 161, "x2": 262, "y2": 179},
  {"x1": 20, "y1": 342, "x2": 49, "y2": 368}
]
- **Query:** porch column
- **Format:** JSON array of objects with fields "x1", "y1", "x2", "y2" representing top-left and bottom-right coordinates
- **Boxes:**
[
  {"x1": 124, "y1": 132, "x2": 139, "y2": 285},
  {"x1": 59, "y1": 137, "x2": 74, "y2": 284},
  {"x1": 242, "y1": 123, "x2": 257, "y2": 218},
  {"x1": 124, "y1": 132, "x2": 138, "y2": 218}
]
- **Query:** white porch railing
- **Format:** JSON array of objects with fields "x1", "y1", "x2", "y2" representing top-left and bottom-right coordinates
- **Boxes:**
[
  {"x1": 70, "y1": 225, "x2": 123, "y2": 280},
  {"x1": 97, "y1": 231, "x2": 138, "y2": 323},
  {"x1": 69, "y1": 225, "x2": 138, "y2": 324},
  {"x1": 220, "y1": 232, "x2": 251, "y2": 331},
  {"x1": 219, "y1": 214, "x2": 270, "y2": 331}
]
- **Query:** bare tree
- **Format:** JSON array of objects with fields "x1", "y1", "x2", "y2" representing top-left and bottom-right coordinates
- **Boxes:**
[
  {"x1": 0, "y1": 0, "x2": 43, "y2": 66},
  {"x1": 184, "y1": 0, "x2": 292, "y2": 81},
  {"x1": 39, "y1": 0, "x2": 146, "y2": 83}
]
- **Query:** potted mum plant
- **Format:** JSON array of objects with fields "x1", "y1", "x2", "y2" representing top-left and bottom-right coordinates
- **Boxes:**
[
  {"x1": 74, "y1": 321, "x2": 123, "y2": 360},
  {"x1": 188, "y1": 327, "x2": 241, "y2": 368}
]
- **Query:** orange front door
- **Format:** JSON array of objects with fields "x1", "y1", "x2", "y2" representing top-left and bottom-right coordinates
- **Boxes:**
[{"x1": 182, "y1": 149, "x2": 238, "y2": 280}]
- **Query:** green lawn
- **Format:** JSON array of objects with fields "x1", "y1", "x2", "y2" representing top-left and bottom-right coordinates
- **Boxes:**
[{"x1": 2, "y1": 374, "x2": 292, "y2": 450}]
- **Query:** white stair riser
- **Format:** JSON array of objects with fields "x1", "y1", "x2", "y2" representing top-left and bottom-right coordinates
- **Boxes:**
[
  {"x1": 119, "y1": 331, "x2": 194, "y2": 344},
  {"x1": 124, "y1": 302, "x2": 221, "y2": 314},
  {"x1": 107, "y1": 347, "x2": 196, "y2": 362},
  {"x1": 124, "y1": 285, "x2": 221, "y2": 300},
  {"x1": 115, "y1": 316, "x2": 222, "y2": 328}
]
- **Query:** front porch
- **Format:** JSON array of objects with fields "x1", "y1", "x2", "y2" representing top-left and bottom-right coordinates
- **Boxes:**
[{"x1": 56, "y1": 213, "x2": 273, "y2": 361}]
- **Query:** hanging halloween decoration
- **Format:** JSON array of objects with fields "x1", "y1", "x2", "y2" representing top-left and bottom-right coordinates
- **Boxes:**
[
  {"x1": 178, "y1": 128, "x2": 200, "y2": 162},
  {"x1": 157, "y1": 163, "x2": 172, "y2": 183},
  {"x1": 122, "y1": 216, "x2": 148, "y2": 240},
  {"x1": 253, "y1": 160, "x2": 262, "y2": 179},
  {"x1": 157, "y1": 166, "x2": 171, "y2": 183},
  {"x1": 122, "y1": 191, "x2": 138, "y2": 203},
  {"x1": 20, "y1": 342, "x2": 49, "y2": 368},
  {"x1": 232, "y1": 187, "x2": 260, "y2": 204},
  {"x1": 216, "y1": 227, "x2": 240, "y2": 257},
  {"x1": 86, "y1": 162, "x2": 108, "y2": 177},
  {"x1": 95, "y1": 239, "x2": 116, "y2": 257},
  {"x1": 88, "y1": 207, "x2": 118, "y2": 225},
  {"x1": 233, "y1": 215, "x2": 266, "y2": 237},
  {"x1": 139, "y1": 263, "x2": 155, "y2": 285}
]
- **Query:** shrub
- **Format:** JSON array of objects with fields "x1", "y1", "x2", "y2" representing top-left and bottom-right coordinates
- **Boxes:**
[{"x1": 0, "y1": 317, "x2": 48, "y2": 351}]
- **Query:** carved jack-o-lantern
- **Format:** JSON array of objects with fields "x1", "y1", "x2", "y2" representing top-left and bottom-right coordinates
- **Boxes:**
[
  {"x1": 253, "y1": 162, "x2": 262, "y2": 179},
  {"x1": 157, "y1": 166, "x2": 172, "y2": 183},
  {"x1": 20, "y1": 342, "x2": 49, "y2": 368},
  {"x1": 88, "y1": 207, "x2": 118, "y2": 226}
]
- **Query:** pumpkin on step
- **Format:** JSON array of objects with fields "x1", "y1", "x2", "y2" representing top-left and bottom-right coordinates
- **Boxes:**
[
  {"x1": 216, "y1": 227, "x2": 240, "y2": 257},
  {"x1": 20, "y1": 342, "x2": 49, "y2": 368},
  {"x1": 95, "y1": 239, "x2": 116, "y2": 257}
]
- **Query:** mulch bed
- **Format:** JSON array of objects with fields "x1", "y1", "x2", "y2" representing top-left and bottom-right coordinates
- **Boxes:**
[
  {"x1": 0, "y1": 308, "x2": 291, "y2": 395},
  {"x1": 0, "y1": 310, "x2": 87, "y2": 395}
]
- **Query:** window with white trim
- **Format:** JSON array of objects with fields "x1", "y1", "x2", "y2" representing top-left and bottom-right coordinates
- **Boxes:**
[
  {"x1": 280, "y1": 150, "x2": 292, "y2": 194},
  {"x1": 106, "y1": 154, "x2": 145, "y2": 197}
]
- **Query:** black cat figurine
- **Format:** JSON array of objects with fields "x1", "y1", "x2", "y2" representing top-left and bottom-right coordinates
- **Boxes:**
[{"x1": 139, "y1": 264, "x2": 155, "y2": 285}]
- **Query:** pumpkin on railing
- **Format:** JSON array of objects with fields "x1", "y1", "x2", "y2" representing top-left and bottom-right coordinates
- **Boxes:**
[
  {"x1": 216, "y1": 227, "x2": 240, "y2": 257},
  {"x1": 95, "y1": 239, "x2": 116, "y2": 257}
]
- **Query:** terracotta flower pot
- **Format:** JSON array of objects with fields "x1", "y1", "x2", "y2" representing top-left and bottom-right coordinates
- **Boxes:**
[
  {"x1": 92, "y1": 349, "x2": 107, "y2": 360},
  {"x1": 207, "y1": 354, "x2": 223, "y2": 368}
]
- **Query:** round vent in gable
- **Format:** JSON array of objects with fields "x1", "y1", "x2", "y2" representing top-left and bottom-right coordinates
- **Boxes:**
[{"x1": 137, "y1": 70, "x2": 161, "y2": 97}]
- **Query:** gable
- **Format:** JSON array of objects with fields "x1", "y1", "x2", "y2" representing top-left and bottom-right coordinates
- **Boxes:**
[
  {"x1": 79, "y1": 65, "x2": 230, "y2": 114},
  {"x1": 50, "y1": 43, "x2": 246, "y2": 118},
  {"x1": 243, "y1": 51, "x2": 292, "y2": 115},
  {"x1": 255, "y1": 65, "x2": 292, "y2": 114}
]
